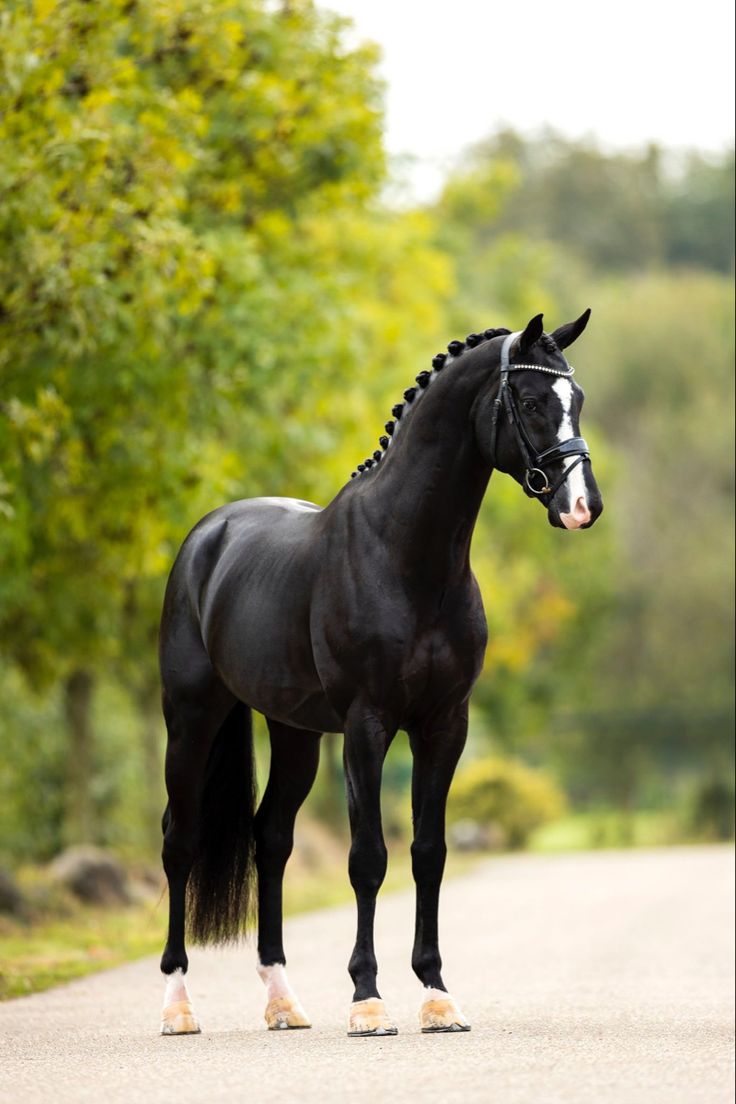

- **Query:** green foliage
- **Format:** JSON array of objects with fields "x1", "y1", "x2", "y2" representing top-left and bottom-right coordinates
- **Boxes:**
[
  {"x1": 0, "y1": 670, "x2": 66, "y2": 863},
  {"x1": 448, "y1": 756, "x2": 567, "y2": 849},
  {"x1": 432, "y1": 128, "x2": 734, "y2": 814},
  {"x1": 662, "y1": 150, "x2": 735, "y2": 273},
  {"x1": 0, "y1": 0, "x2": 392, "y2": 685},
  {"x1": 437, "y1": 128, "x2": 735, "y2": 276},
  {"x1": 690, "y1": 778, "x2": 736, "y2": 843},
  {"x1": 471, "y1": 272, "x2": 735, "y2": 810},
  {"x1": 0, "y1": 0, "x2": 452, "y2": 846},
  {"x1": 568, "y1": 273, "x2": 734, "y2": 709},
  {"x1": 0, "y1": 1, "x2": 731, "y2": 863}
]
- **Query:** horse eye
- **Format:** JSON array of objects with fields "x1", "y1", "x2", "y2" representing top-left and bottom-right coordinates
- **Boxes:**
[{"x1": 522, "y1": 398, "x2": 537, "y2": 412}]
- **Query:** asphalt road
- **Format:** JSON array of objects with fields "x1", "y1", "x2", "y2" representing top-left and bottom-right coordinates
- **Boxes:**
[{"x1": 2, "y1": 846, "x2": 733, "y2": 1104}]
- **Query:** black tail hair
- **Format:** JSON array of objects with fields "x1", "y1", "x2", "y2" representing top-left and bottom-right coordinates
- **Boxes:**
[{"x1": 186, "y1": 700, "x2": 258, "y2": 944}]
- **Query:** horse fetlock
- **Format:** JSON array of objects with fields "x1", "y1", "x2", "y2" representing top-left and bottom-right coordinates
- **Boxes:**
[
  {"x1": 348, "y1": 949, "x2": 378, "y2": 988},
  {"x1": 411, "y1": 949, "x2": 443, "y2": 986},
  {"x1": 161, "y1": 948, "x2": 188, "y2": 975}
]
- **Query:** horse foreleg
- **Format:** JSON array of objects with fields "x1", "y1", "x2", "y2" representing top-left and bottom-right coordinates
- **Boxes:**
[
  {"x1": 409, "y1": 713, "x2": 471, "y2": 1033},
  {"x1": 344, "y1": 710, "x2": 397, "y2": 1037},
  {"x1": 255, "y1": 720, "x2": 320, "y2": 1030}
]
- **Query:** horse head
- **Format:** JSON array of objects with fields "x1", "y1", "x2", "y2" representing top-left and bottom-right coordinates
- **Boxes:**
[{"x1": 474, "y1": 311, "x2": 603, "y2": 529}]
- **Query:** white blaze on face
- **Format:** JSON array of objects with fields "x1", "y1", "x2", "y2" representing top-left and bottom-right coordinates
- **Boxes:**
[{"x1": 552, "y1": 378, "x2": 592, "y2": 529}]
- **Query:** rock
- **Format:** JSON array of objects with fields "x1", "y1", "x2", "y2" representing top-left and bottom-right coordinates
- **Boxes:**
[
  {"x1": 0, "y1": 868, "x2": 26, "y2": 918},
  {"x1": 48, "y1": 846, "x2": 130, "y2": 905},
  {"x1": 448, "y1": 819, "x2": 507, "y2": 852},
  {"x1": 291, "y1": 817, "x2": 346, "y2": 875}
]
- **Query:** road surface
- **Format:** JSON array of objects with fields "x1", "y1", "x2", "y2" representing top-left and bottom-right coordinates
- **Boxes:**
[{"x1": 2, "y1": 846, "x2": 733, "y2": 1104}]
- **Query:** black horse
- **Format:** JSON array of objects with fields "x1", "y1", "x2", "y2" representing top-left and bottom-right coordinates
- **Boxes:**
[{"x1": 158, "y1": 312, "x2": 603, "y2": 1037}]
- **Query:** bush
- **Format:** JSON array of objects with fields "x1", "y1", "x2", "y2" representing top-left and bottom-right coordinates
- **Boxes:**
[
  {"x1": 448, "y1": 757, "x2": 567, "y2": 850},
  {"x1": 691, "y1": 778, "x2": 735, "y2": 841}
]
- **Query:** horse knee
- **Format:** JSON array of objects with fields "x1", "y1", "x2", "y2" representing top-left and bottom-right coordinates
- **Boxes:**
[
  {"x1": 411, "y1": 836, "x2": 446, "y2": 883},
  {"x1": 348, "y1": 836, "x2": 387, "y2": 895}
]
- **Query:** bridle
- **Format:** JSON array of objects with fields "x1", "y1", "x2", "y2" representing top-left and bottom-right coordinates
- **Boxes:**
[{"x1": 488, "y1": 331, "x2": 591, "y2": 500}]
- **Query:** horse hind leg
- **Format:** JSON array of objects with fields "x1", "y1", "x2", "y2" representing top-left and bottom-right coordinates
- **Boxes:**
[
  {"x1": 159, "y1": 652, "x2": 247, "y2": 1036},
  {"x1": 254, "y1": 719, "x2": 320, "y2": 1030}
]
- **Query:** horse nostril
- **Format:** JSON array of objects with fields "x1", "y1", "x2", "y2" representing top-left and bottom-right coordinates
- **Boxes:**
[{"x1": 573, "y1": 497, "x2": 592, "y2": 522}]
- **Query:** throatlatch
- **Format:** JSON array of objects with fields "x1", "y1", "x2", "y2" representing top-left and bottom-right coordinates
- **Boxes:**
[{"x1": 489, "y1": 331, "x2": 591, "y2": 499}]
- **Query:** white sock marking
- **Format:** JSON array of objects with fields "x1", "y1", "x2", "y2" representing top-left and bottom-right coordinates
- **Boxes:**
[
  {"x1": 162, "y1": 967, "x2": 190, "y2": 1009},
  {"x1": 423, "y1": 986, "x2": 453, "y2": 1001},
  {"x1": 257, "y1": 961, "x2": 296, "y2": 1002}
]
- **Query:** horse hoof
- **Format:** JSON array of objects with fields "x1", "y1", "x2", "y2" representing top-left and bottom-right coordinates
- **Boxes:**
[
  {"x1": 419, "y1": 995, "x2": 470, "y2": 1033},
  {"x1": 347, "y1": 998, "x2": 398, "y2": 1037},
  {"x1": 265, "y1": 995, "x2": 311, "y2": 1030},
  {"x1": 160, "y1": 999, "x2": 201, "y2": 1036}
]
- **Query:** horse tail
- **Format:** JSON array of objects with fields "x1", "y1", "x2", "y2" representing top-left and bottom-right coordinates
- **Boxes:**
[{"x1": 186, "y1": 700, "x2": 258, "y2": 944}]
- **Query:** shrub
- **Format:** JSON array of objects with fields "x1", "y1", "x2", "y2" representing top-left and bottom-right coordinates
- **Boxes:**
[
  {"x1": 448, "y1": 756, "x2": 567, "y2": 849},
  {"x1": 691, "y1": 778, "x2": 735, "y2": 841}
]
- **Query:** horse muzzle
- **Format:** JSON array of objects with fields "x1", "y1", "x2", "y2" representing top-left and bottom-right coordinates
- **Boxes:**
[{"x1": 549, "y1": 492, "x2": 603, "y2": 530}]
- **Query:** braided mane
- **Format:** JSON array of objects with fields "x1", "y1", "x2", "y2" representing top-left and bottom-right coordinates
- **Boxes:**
[{"x1": 350, "y1": 326, "x2": 516, "y2": 479}]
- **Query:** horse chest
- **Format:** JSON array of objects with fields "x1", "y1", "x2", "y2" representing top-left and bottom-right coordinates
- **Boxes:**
[{"x1": 310, "y1": 579, "x2": 487, "y2": 725}]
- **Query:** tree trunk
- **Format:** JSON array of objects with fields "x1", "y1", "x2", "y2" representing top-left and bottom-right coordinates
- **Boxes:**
[
  {"x1": 312, "y1": 731, "x2": 346, "y2": 832},
  {"x1": 63, "y1": 668, "x2": 95, "y2": 845},
  {"x1": 137, "y1": 680, "x2": 165, "y2": 854}
]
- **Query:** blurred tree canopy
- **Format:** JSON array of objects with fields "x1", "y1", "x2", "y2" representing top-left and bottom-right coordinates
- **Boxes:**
[
  {"x1": 0, "y1": 3, "x2": 733, "y2": 862},
  {"x1": 432, "y1": 133, "x2": 734, "y2": 811},
  {"x1": 437, "y1": 128, "x2": 735, "y2": 278},
  {"x1": 0, "y1": 0, "x2": 451, "y2": 849}
]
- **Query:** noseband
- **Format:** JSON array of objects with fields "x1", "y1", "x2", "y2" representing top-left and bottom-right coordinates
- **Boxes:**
[{"x1": 488, "y1": 331, "x2": 591, "y2": 500}]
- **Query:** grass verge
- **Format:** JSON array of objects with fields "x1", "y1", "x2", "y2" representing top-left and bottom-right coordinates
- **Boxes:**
[{"x1": 531, "y1": 809, "x2": 697, "y2": 851}]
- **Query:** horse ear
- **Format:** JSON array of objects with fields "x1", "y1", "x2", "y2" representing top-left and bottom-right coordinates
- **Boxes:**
[
  {"x1": 551, "y1": 308, "x2": 591, "y2": 351},
  {"x1": 517, "y1": 313, "x2": 544, "y2": 353}
]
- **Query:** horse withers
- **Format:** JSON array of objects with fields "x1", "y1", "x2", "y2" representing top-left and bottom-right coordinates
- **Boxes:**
[{"x1": 158, "y1": 312, "x2": 603, "y2": 1037}]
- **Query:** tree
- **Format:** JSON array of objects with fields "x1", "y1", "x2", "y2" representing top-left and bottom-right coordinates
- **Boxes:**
[
  {"x1": 0, "y1": 0, "x2": 454, "y2": 846},
  {"x1": 430, "y1": 131, "x2": 734, "y2": 813}
]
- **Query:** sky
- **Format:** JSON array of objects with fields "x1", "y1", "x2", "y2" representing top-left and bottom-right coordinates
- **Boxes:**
[{"x1": 325, "y1": 0, "x2": 736, "y2": 200}]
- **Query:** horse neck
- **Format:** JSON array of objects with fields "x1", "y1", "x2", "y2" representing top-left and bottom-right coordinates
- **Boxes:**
[{"x1": 353, "y1": 353, "x2": 498, "y2": 583}]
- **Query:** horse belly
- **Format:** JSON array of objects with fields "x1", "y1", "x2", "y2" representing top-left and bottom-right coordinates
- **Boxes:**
[{"x1": 202, "y1": 562, "x2": 342, "y2": 733}]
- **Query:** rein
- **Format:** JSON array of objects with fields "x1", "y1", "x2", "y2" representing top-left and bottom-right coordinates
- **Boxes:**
[{"x1": 489, "y1": 331, "x2": 591, "y2": 500}]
